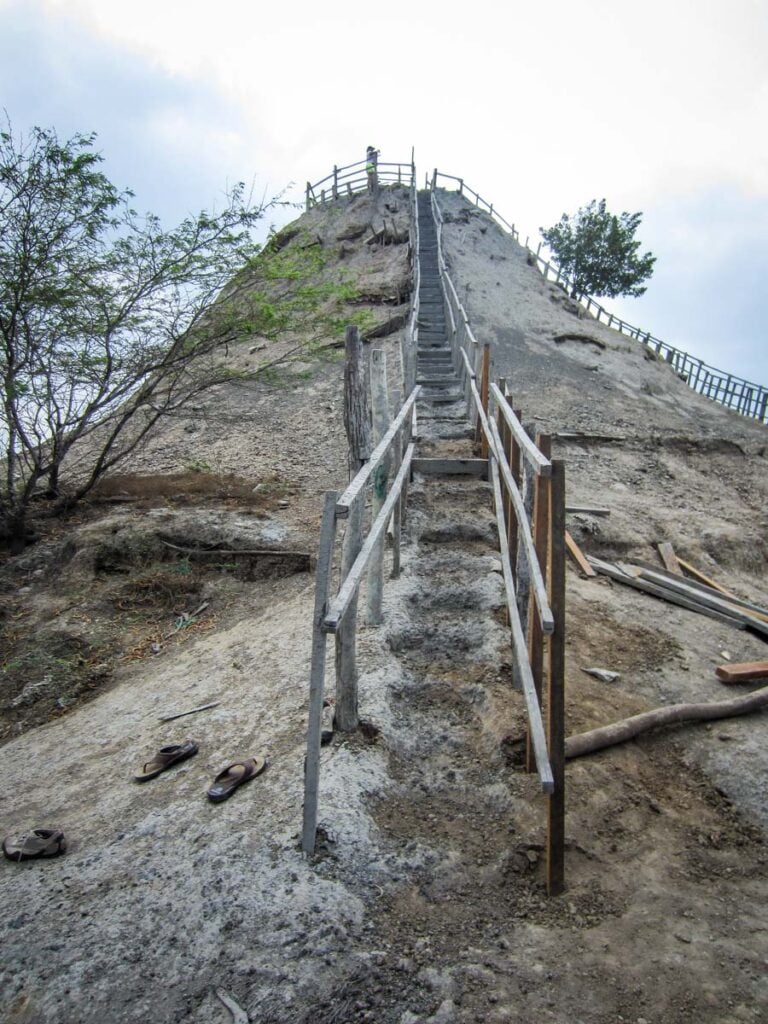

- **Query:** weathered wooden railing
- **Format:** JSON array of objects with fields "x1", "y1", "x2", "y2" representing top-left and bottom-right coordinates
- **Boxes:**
[
  {"x1": 306, "y1": 157, "x2": 415, "y2": 209},
  {"x1": 426, "y1": 185, "x2": 566, "y2": 893},
  {"x1": 430, "y1": 170, "x2": 768, "y2": 424},
  {"x1": 475, "y1": 362, "x2": 566, "y2": 893},
  {"x1": 402, "y1": 175, "x2": 420, "y2": 397},
  {"x1": 302, "y1": 355, "x2": 421, "y2": 855}
]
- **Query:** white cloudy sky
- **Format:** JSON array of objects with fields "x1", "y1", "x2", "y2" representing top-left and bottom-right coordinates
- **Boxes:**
[{"x1": 2, "y1": 0, "x2": 767, "y2": 384}]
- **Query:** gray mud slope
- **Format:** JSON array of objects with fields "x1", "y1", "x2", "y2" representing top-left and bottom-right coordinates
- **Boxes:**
[{"x1": 1, "y1": 185, "x2": 767, "y2": 1024}]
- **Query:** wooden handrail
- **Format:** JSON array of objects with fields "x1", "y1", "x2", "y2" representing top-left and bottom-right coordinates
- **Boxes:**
[
  {"x1": 324, "y1": 443, "x2": 415, "y2": 632},
  {"x1": 490, "y1": 461, "x2": 554, "y2": 793},
  {"x1": 491, "y1": 385, "x2": 552, "y2": 477},
  {"x1": 480, "y1": 394, "x2": 554, "y2": 634},
  {"x1": 336, "y1": 386, "x2": 420, "y2": 516}
]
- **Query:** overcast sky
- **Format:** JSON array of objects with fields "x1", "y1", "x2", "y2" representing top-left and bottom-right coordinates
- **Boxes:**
[{"x1": 2, "y1": 0, "x2": 767, "y2": 385}]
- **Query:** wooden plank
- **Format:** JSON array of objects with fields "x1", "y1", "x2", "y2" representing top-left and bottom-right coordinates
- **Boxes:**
[
  {"x1": 302, "y1": 492, "x2": 339, "y2": 855},
  {"x1": 677, "y1": 557, "x2": 734, "y2": 596},
  {"x1": 626, "y1": 560, "x2": 768, "y2": 619},
  {"x1": 487, "y1": 414, "x2": 554, "y2": 634},
  {"x1": 325, "y1": 444, "x2": 416, "y2": 633},
  {"x1": 716, "y1": 661, "x2": 768, "y2": 684},
  {"x1": 657, "y1": 541, "x2": 682, "y2": 575},
  {"x1": 490, "y1": 460, "x2": 554, "y2": 793},
  {"x1": 366, "y1": 350, "x2": 391, "y2": 626},
  {"x1": 412, "y1": 457, "x2": 488, "y2": 477},
  {"x1": 547, "y1": 459, "x2": 567, "y2": 897},
  {"x1": 491, "y1": 384, "x2": 552, "y2": 476},
  {"x1": 565, "y1": 530, "x2": 596, "y2": 577},
  {"x1": 336, "y1": 386, "x2": 421, "y2": 516},
  {"x1": 635, "y1": 568, "x2": 768, "y2": 635},
  {"x1": 588, "y1": 557, "x2": 747, "y2": 628}
]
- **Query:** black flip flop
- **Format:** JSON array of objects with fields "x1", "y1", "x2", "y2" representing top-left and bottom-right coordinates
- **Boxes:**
[
  {"x1": 207, "y1": 756, "x2": 267, "y2": 803},
  {"x1": 2, "y1": 828, "x2": 67, "y2": 862},
  {"x1": 134, "y1": 741, "x2": 199, "y2": 782}
]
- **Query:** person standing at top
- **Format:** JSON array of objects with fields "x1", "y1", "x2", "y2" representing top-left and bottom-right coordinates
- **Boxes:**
[{"x1": 366, "y1": 146, "x2": 379, "y2": 194}]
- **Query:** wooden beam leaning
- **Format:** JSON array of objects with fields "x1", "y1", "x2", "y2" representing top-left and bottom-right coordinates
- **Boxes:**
[
  {"x1": 490, "y1": 460, "x2": 554, "y2": 793},
  {"x1": 588, "y1": 557, "x2": 746, "y2": 628},
  {"x1": 564, "y1": 531, "x2": 597, "y2": 577},
  {"x1": 302, "y1": 492, "x2": 339, "y2": 856},
  {"x1": 657, "y1": 541, "x2": 682, "y2": 575},
  {"x1": 491, "y1": 384, "x2": 552, "y2": 477},
  {"x1": 325, "y1": 444, "x2": 416, "y2": 633},
  {"x1": 547, "y1": 459, "x2": 567, "y2": 897},
  {"x1": 487, "y1": 414, "x2": 554, "y2": 634},
  {"x1": 634, "y1": 568, "x2": 768, "y2": 635},
  {"x1": 336, "y1": 387, "x2": 421, "y2": 518}
]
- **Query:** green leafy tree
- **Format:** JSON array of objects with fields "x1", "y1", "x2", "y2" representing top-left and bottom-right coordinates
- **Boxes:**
[
  {"x1": 0, "y1": 121, "x2": 285, "y2": 549},
  {"x1": 540, "y1": 199, "x2": 656, "y2": 299}
]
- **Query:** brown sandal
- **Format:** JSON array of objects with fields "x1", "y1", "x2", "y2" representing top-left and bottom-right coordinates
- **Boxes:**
[
  {"x1": 207, "y1": 756, "x2": 267, "y2": 803},
  {"x1": 2, "y1": 828, "x2": 67, "y2": 862},
  {"x1": 134, "y1": 741, "x2": 199, "y2": 782}
]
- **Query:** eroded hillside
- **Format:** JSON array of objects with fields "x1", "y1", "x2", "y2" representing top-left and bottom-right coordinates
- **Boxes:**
[{"x1": 1, "y1": 183, "x2": 766, "y2": 1024}]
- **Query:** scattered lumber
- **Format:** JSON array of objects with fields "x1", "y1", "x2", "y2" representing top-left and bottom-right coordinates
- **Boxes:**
[
  {"x1": 588, "y1": 556, "x2": 768, "y2": 637},
  {"x1": 565, "y1": 530, "x2": 597, "y2": 577},
  {"x1": 656, "y1": 541, "x2": 682, "y2": 575},
  {"x1": 677, "y1": 557, "x2": 734, "y2": 596},
  {"x1": 565, "y1": 685, "x2": 768, "y2": 759},
  {"x1": 716, "y1": 661, "x2": 768, "y2": 684},
  {"x1": 588, "y1": 557, "x2": 747, "y2": 628}
]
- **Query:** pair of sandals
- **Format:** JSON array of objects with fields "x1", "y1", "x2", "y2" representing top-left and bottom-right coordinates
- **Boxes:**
[
  {"x1": 134, "y1": 741, "x2": 267, "y2": 803},
  {"x1": 1, "y1": 745, "x2": 266, "y2": 864}
]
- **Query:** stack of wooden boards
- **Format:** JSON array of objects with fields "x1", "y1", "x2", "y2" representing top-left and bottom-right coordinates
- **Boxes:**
[{"x1": 586, "y1": 556, "x2": 768, "y2": 639}]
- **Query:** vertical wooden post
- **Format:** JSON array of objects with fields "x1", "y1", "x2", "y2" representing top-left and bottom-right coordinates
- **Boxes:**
[
  {"x1": 515, "y1": 423, "x2": 536, "y2": 635},
  {"x1": 302, "y1": 492, "x2": 339, "y2": 855},
  {"x1": 305, "y1": 183, "x2": 311, "y2": 211},
  {"x1": 526, "y1": 434, "x2": 551, "y2": 773},
  {"x1": 391, "y1": 420, "x2": 403, "y2": 578},
  {"x1": 336, "y1": 326, "x2": 371, "y2": 732},
  {"x1": 332, "y1": 166, "x2": 339, "y2": 200},
  {"x1": 366, "y1": 351, "x2": 391, "y2": 624},
  {"x1": 479, "y1": 344, "x2": 491, "y2": 458},
  {"x1": 472, "y1": 341, "x2": 482, "y2": 442},
  {"x1": 547, "y1": 459, "x2": 566, "y2": 896}
]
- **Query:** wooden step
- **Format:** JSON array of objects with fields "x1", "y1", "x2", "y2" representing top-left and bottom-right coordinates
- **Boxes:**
[{"x1": 412, "y1": 458, "x2": 488, "y2": 478}]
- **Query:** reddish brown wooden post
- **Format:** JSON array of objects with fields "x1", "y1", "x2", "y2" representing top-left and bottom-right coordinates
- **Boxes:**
[
  {"x1": 547, "y1": 459, "x2": 566, "y2": 896},
  {"x1": 526, "y1": 434, "x2": 551, "y2": 774}
]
